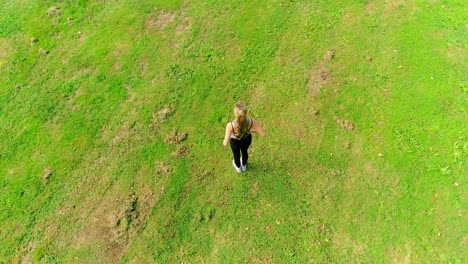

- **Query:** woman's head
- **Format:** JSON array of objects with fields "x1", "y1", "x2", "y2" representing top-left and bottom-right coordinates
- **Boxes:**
[
  {"x1": 233, "y1": 102, "x2": 249, "y2": 138},
  {"x1": 234, "y1": 101, "x2": 248, "y2": 120}
]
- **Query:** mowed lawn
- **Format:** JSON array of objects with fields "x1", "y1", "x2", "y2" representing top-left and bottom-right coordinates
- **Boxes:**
[{"x1": 0, "y1": 0, "x2": 466, "y2": 263}]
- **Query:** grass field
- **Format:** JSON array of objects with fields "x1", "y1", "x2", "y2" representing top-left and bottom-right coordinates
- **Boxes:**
[{"x1": 0, "y1": 0, "x2": 466, "y2": 263}]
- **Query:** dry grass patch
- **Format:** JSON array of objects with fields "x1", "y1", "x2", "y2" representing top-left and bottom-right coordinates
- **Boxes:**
[
  {"x1": 0, "y1": 39, "x2": 12, "y2": 68},
  {"x1": 386, "y1": 243, "x2": 412, "y2": 264},
  {"x1": 72, "y1": 185, "x2": 157, "y2": 262},
  {"x1": 332, "y1": 232, "x2": 367, "y2": 261},
  {"x1": 307, "y1": 49, "x2": 335, "y2": 97},
  {"x1": 145, "y1": 10, "x2": 176, "y2": 30}
]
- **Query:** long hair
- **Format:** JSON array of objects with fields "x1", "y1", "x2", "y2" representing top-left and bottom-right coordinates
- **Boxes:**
[{"x1": 233, "y1": 102, "x2": 249, "y2": 138}]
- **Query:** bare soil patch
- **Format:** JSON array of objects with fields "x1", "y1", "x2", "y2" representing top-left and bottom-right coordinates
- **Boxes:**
[
  {"x1": 19, "y1": 241, "x2": 36, "y2": 264},
  {"x1": 307, "y1": 65, "x2": 330, "y2": 97},
  {"x1": 324, "y1": 49, "x2": 335, "y2": 61},
  {"x1": 307, "y1": 49, "x2": 336, "y2": 97},
  {"x1": 336, "y1": 118, "x2": 355, "y2": 131},
  {"x1": 365, "y1": 0, "x2": 377, "y2": 14},
  {"x1": 47, "y1": 6, "x2": 62, "y2": 16},
  {"x1": 145, "y1": 10, "x2": 176, "y2": 30},
  {"x1": 155, "y1": 161, "x2": 172, "y2": 176},
  {"x1": 192, "y1": 166, "x2": 213, "y2": 186},
  {"x1": 156, "y1": 106, "x2": 173, "y2": 122},
  {"x1": 386, "y1": 243, "x2": 412, "y2": 264},
  {"x1": 43, "y1": 168, "x2": 53, "y2": 181},
  {"x1": 149, "y1": 106, "x2": 173, "y2": 134},
  {"x1": 172, "y1": 145, "x2": 190, "y2": 157},
  {"x1": 112, "y1": 121, "x2": 141, "y2": 145},
  {"x1": 73, "y1": 188, "x2": 156, "y2": 262},
  {"x1": 165, "y1": 128, "x2": 187, "y2": 145}
]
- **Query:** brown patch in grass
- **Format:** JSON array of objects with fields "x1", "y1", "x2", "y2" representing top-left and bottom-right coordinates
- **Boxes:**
[
  {"x1": 171, "y1": 145, "x2": 190, "y2": 157},
  {"x1": 307, "y1": 49, "x2": 336, "y2": 96},
  {"x1": 365, "y1": 0, "x2": 378, "y2": 14},
  {"x1": 462, "y1": 235, "x2": 468, "y2": 247},
  {"x1": 343, "y1": 140, "x2": 351, "y2": 149},
  {"x1": 149, "y1": 106, "x2": 173, "y2": 134},
  {"x1": 18, "y1": 241, "x2": 36, "y2": 264},
  {"x1": 47, "y1": 6, "x2": 62, "y2": 16},
  {"x1": 139, "y1": 60, "x2": 148, "y2": 77},
  {"x1": 157, "y1": 106, "x2": 173, "y2": 122},
  {"x1": 165, "y1": 128, "x2": 187, "y2": 145},
  {"x1": 112, "y1": 121, "x2": 141, "y2": 145},
  {"x1": 175, "y1": 9, "x2": 192, "y2": 36},
  {"x1": 324, "y1": 49, "x2": 335, "y2": 61},
  {"x1": 332, "y1": 232, "x2": 367, "y2": 261},
  {"x1": 249, "y1": 251, "x2": 274, "y2": 264},
  {"x1": 145, "y1": 10, "x2": 176, "y2": 30},
  {"x1": 193, "y1": 166, "x2": 213, "y2": 186},
  {"x1": 43, "y1": 168, "x2": 53, "y2": 181},
  {"x1": 0, "y1": 39, "x2": 12, "y2": 67},
  {"x1": 124, "y1": 83, "x2": 136, "y2": 102},
  {"x1": 307, "y1": 65, "x2": 330, "y2": 97},
  {"x1": 336, "y1": 118, "x2": 355, "y2": 131},
  {"x1": 386, "y1": 243, "x2": 412, "y2": 264},
  {"x1": 73, "y1": 187, "x2": 156, "y2": 262},
  {"x1": 77, "y1": 31, "x2": 85, "y2": 43},
  {"x1": 155, "y1": 161, "x2": 172, "y2": 176}
]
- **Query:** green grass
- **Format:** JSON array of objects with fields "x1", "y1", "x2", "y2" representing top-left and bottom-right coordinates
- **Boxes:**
[{"x1": 1, "y1": 0, "x2": 466, "y2": 263}]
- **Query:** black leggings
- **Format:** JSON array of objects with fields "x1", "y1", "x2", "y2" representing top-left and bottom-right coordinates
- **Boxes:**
[{"x1": 230, "y1": 134, "x2": 252, "y2": 167}]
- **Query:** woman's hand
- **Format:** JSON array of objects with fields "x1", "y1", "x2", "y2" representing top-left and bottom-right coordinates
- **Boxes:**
[{"x1": 251, "y1": 119, "x2": 266, "y2": 137}]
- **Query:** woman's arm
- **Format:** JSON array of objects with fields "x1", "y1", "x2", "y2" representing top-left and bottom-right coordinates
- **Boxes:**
[
  {"x1": 251, "y1": 119, "x2": 266, "y2": 137},
  {"x1": 223, "y1": 123, "x2": 232, "y2": 146}
]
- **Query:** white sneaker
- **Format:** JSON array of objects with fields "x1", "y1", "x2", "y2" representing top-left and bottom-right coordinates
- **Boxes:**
[
  {"x1": 232, "y1": 160, "x2": 241, "y2": 173},
  {"x1": 241, "y1": 162, "x2": 247, "y2": 172}
]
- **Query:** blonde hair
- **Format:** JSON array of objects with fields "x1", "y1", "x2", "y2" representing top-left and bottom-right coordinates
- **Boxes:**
[{"x1": 233, "y1": 102, "x2": 249, "y2": 139}]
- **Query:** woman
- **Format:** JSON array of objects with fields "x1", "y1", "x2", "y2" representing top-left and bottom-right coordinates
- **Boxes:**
[{"x1": 223, "y1": 102, "x2": 266, "y2": 172}]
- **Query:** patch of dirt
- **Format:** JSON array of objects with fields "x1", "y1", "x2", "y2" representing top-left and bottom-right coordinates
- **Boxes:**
[
  {"x1": 310, "y1": 108, "x2": 320, "y2": 118},
  {"x1": 149, "y1": 106, "x2": 173, "y2": 134},
  {"x1": 155, "y1": 161, "x2": 171, "y2": 176},
  {"x1": 47, "y1": 6, "x2": 62, "y2": 16},
  {"x1": 73, "y1": 188, "x2": 156, "y2": 262},
  {"x1": 250, "y1": 182, "x2": 260, "y2": 198},
  {"x1": 193, "y1": 166, "x2": 213, "y2": 185},
  {"x1": 19, "y1": 241, "x2": 36, "y2": 264},
  {"x1": 175, "y1": 10, "x2": 192, "y2": 36},
  {"x1": 336, "y1": 119, "x2": 355, "y2": 131},
  {"x1": 39, "y1": 48, "x2": 49, "y2": 55},
  {"x1": 307, "y1": 65, "x2": 330, "y2": 97},
  {"x1": 77, "y1": 31, "x2": 85, "y2": 43},
  {"x1": 462, "y1": 235, "x2": 468, "y2": 247},
  {"x1": 157, "y1": 106, "x2": 173, "y2": 122},
  {"x1": 249, "y1": 252, "x2": 274, "y2": 264},
  {"x1": 82, "y1": 67, "x2": 92, "y2": 75},
  {"x1": 386, "y1": 243, "x2": 412, "y2": 264},
  {"x1": 67, "y1": 17, "x2": 73, "y2": 26},
  {"x1": 324, "y1": 49, "x2": 335, "y2": 61},
  {"x1": 172, "y1": 145, "x2": 189, "y2": 157},
  {"x1": 343, "y1": 140, "x2": 351, "y2": 149},
  {"x1": 332, "y1": 232, "x2": 367, "y2": 261},
  {"x1": 139, "y1": 60, "x2": 148, "y2": 77},
  {"x1": 365, "y1": 0, "x2": 377, "y2": 14},
  {"x1": 145, "y1": 10, "x2": 176, "y2": 30},
  {"x1": 43, "y1": 168, "x2": 53, "y2": 181},
  {"x1": 307, "y1": 49, "x2": 335, "y2": 97},
  {"x1": 124, "y1": 83, "x2": 136, "y2": 102},
  {"x1": 164, "y1": 129, "x2": 187, "y2": 145},
  {"x1": 112, "y1": 121, "x2": 141, "y2": 145}
]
